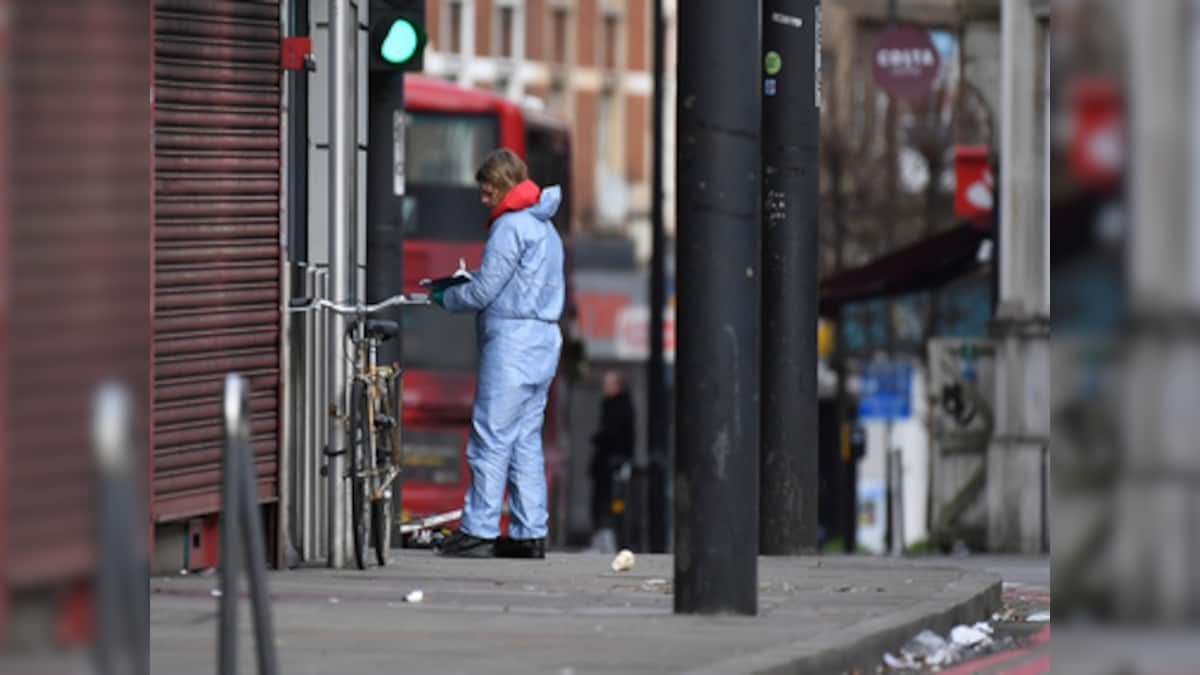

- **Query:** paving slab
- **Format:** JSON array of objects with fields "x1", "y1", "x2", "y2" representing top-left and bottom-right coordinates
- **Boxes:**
[{"x1": 149, "y1": 551, "x2": 1001, "y2": 675}]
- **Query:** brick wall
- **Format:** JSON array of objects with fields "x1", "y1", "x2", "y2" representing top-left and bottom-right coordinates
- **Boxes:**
[
  {"x1": 577, "y1": 0, "x2": 596, "y2": 68},
  {"x1": 625, "y1": 93, "x2": 648, "y2": 183},
  {"x1": 475, "y1": 0, "x2": 492, "y2": 55},
  {"x1": 627, "y1": 0, "x2": 647, "y2": 71},
  {"x1": 420, "y1": 0, "x2": 658, "y2": 235},
  {"x1": 574, "y1": 89, "x2": 598, "y2": 225}
]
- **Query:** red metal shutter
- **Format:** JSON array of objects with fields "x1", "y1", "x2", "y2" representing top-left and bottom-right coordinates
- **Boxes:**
[{"x1": 152, "y1": 0, "x2": 282, "y2": 521}]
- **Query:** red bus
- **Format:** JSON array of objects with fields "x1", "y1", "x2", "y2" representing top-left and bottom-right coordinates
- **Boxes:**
[{"x1": 397, "y1": 75, "x2": 571, "y2": 537}]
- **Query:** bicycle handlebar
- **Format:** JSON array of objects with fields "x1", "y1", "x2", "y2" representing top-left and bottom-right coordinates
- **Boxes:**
[{"x1": 288, "y1": 293, "x2": 430, "y2": 315}]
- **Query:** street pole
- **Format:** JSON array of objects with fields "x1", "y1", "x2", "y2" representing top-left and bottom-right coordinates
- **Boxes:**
[
  {"x1": 327, "y1": 0, "x2": 353, "y2": 568},
  {"x1": 760, "y1": 0, "x2": 820, "y2": 555},
  {"x1": 647, "y1": 0, "x2": 669, "y2": 554},
  {"x1": 674, "y1": 0, "x2": 761, "y2": 616},
  {"x1": 366, "y1": 68, "x2": 405, "y2": 364},
  {"x1": 988, "y1": 0, "x2": 1049, "y2": 554}
]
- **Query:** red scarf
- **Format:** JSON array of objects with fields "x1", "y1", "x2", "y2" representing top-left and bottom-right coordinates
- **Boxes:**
[{"x1": 488, "y1": 179, "x2": 541, "y2": 227}]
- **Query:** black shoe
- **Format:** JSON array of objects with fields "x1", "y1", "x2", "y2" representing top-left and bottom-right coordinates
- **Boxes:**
[
  {"x1": 435, "y1": 530, "x2": 496, "y2": 558},
  {"x1": 495, "y1": 537, "x2": 546, "y2": 559}
]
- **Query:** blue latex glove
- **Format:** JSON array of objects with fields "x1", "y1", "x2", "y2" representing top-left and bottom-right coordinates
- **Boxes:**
[{"x1": 431, "y1": 288, "x2": 445, "y2": 307}]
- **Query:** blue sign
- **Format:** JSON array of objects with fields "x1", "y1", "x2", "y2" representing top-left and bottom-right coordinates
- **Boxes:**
[{"x1": 858, "y1": 362, "x2": 912, "y2": 420}]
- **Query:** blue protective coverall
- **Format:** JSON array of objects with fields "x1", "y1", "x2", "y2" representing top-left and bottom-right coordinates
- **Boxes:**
[{"x1": 442, "y1": 184, "x2": 565, "y2": 540}]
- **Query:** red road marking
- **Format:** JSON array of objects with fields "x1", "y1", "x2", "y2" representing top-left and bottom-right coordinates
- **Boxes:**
[
  {"x1": 938, "y1": 647, "x2": 1034, "y2": 675},
  {"x1": 1003, "y1": 655, "x2": 1051, "y2": 675}
]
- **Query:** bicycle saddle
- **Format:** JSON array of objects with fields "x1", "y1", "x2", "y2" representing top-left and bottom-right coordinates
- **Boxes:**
[{"x1": 363, "y1": 319, "x2": 402, "y2": 342}]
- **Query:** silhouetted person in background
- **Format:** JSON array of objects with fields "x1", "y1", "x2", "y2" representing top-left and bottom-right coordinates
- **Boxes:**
[{"x1": 589, "y1": 371, "x2": 635, "y2": 552}]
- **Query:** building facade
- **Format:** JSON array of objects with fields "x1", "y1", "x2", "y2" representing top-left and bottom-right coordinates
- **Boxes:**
[{"x1": 420, "y1": 0, "x2": 674, "y2": 260}]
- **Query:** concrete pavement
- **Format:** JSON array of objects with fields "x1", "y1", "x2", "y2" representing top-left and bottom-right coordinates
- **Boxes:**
[{"x1": 150, "y1": 551, "x2": 1000, "y2": 674}]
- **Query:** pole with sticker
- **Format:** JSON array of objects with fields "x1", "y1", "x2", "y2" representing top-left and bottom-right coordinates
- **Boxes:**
[{"x1": 760, "y1": 0, "x2": 821, "y2": 555}]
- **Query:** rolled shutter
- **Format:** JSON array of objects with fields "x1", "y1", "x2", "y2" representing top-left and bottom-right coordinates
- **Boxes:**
[{"x1": 152, "y1": 0, "x2": 282, "y2": 521}]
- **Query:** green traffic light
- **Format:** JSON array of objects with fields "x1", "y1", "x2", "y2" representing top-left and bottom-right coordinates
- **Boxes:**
[{"x1": 381, "y1": 18, "x2": 420, "y2": 64}]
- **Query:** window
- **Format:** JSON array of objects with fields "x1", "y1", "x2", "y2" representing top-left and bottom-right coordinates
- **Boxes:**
[
  {"x1": 499, "y1": 5, "x2": 515, "y2": 59},
  {"x1": 448, "y1": 0, "x2": 463, "y2": 53},
  {"x1": 401, "y1": 112, "x2": 498, "y2": 241},
  {"x1": 551, "y1": 7, "x2": 569, "y2": 64},
  {"x1": 602, "y1": 14, "x2": 619, "y2": 70},
  {"x1": 401, "y1": 310, "x2": 479, "y2": 371},
  {"x1": 399, "y1": 113, "x2": 499, "y2": 371},
  {"x1": 400, "y1": 429, "x2": 465, "y2": 484},
  {"x1": 526, "y1": 125, "x2": 571, "y2": 233},
  {"x1": 405, "y1": 112, "x2": 499, "y2": 187}
]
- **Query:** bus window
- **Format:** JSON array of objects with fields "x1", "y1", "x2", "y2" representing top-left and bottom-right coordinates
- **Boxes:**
[
  {"x1": 403, "y1": 112, "x2": 498, "y2": 241},
  {"x1": 400, "y1": 310, "x2": 478, "y2": 372},
  {"x1": 398, "y1": 190, "x2": 491, "y2": 241},
  {"x1": 401, "y1": 112, "x2": 498, "y2": 370},
  {"x1": 406, "y1": 112, "x2": 499, "y2": 187}
]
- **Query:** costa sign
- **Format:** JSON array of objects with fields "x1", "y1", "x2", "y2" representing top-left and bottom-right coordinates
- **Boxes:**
[{"x1": 872, "y1": 25, "x2": 940, "y2": 100}]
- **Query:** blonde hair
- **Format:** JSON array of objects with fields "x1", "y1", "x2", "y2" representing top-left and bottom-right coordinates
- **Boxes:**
[{"x1": 475, "y1": 148, "x2": 529, "y2": 194}]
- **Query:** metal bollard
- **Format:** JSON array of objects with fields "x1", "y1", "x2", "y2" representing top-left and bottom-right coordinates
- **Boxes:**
[
  {"x1": 219, "y1": 373, "x2": 279, "y2": 675},
  {"x1": 92, "y1": 382, "x2": 149, "y2": 675}
]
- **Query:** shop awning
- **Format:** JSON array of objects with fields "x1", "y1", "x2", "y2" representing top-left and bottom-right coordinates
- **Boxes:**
[{"x1": 819, "y1": 220, "x2": 993, "y2": 317}]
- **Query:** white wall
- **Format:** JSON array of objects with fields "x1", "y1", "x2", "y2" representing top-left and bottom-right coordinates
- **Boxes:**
[{"x1": 856, "y1": 362, "x2": 930, "y2": 553}]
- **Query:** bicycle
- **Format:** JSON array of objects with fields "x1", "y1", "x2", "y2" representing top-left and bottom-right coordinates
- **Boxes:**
[{"x1": 290, "y1": 292, "x2": 429, "y2": 569}]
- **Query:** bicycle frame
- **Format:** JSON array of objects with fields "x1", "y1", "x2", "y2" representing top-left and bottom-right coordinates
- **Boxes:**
[
  {"x1": 289, "y1": 293, "x2": 426, "y2": 500},
  {"x1": 348, "y1": 327, "x2": 402, "y2": 501},
  {"x1": 289, "y1": 292, "x2": 432, "y2": 563}
]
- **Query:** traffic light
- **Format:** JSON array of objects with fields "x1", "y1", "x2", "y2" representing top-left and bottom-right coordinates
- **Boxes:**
[{"x1": 370, "y1": 0, "x2": 426, "y2": 71}]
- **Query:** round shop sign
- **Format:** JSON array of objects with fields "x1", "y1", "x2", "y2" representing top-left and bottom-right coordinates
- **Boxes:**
[{"x1": 872, "y1": 25, "x2": 940, "y2": 100}]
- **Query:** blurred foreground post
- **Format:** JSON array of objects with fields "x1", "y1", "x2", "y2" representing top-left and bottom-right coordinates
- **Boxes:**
[
  {"x1": 1115, "y1": 0, "x2": 1200, "y2": 621},
  {"x1": 674, "y1": 0, "x2": 762, "y2": 615},
  {"x1": 760, "y1": 0, "x2": 820, "y2": 556},
  {"x1": 218, "y1": 374, "x2": 278, "y2": 675},
  {"x1": 989, "y1": 0, "x2": 1051, "y2": 553},
  {"x1": 92, "y1": 384, "x2": 148, "y2": 675}
]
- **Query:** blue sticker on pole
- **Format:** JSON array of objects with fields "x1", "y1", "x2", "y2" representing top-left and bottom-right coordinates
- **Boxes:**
[{"x1": 764, "y1": 78, "x2": 777, "y2": 96}]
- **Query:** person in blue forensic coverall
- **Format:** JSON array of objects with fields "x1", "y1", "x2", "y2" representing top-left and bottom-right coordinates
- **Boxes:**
[{"x1": 430, "y1": 148, "x2": 564, "y2": 559}]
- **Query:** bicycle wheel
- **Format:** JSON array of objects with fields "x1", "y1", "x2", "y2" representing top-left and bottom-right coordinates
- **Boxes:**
[
  {"x1": 371, "y1": 386, "x2": 396, "y2": 566},
  {"x1": 349, "y1": 379, "x2": 371, "y2": 570},
  {"x1": 370, "y1": 493, "x2": 393, "y2": 566}
]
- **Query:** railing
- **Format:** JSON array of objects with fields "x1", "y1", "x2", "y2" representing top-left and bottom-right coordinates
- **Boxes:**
[{"x1": 218, "y1": 373, "x2": 279, "y2": 675}]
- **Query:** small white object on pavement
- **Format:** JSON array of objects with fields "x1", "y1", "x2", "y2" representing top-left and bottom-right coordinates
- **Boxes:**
[
  {"x1": 882, "y1": 652, "x2": 912, "y2": 669},
  {"x1": 405, "y1": 589, "x2": 424, "y2": 604},
  {"x1": 950, "y1": 624, "x2": 991, "y2": 648},
  {"x1": 210, "y1": 589, "x2": 222, "y2": 598},
  {"x1": 1026, "y1": 610, "x2": 1050, "y2": 622},
  {"x1": 611, "y1": 549, "x2": 636, "y2": 572}
]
